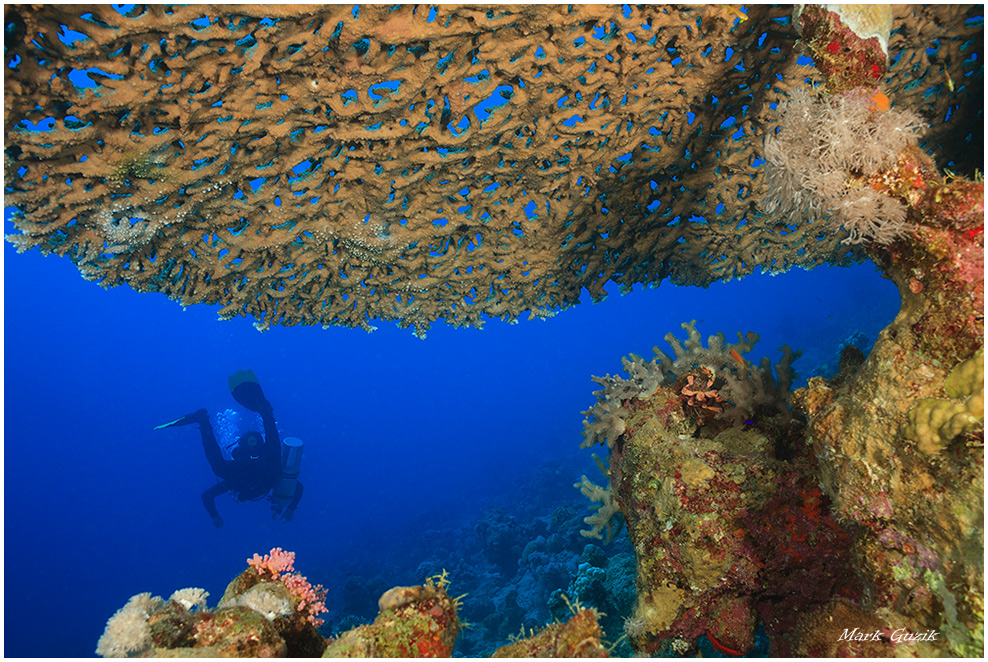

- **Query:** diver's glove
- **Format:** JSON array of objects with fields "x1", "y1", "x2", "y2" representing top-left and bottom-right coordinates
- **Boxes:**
[
  {"x1": 272, "y1": 504, "x2": 294, "y2": 522},
  {"x1": 211, "y1": 515, "x2": 224, "y2": 529}
]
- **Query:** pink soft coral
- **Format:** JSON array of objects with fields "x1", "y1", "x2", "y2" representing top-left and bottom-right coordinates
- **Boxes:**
[
  {"x1": 247, "y1": 547, "x2": 296, "y2": 577},
  {"x1": 247, "y1": 547, "x2": 328, "y2": 626}
]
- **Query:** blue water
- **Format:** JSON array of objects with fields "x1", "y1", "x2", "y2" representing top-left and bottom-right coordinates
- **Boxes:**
[{"x1": 3, "y1": 206, "x2": 900, "y2": 655}]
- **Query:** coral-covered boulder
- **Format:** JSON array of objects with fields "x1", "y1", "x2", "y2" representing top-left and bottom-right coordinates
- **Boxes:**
[
  {"x1": 491, "y1": 607, "x2": 607, "y2": 658},
  {"x1": 182, "y1": 606, "x2": 287, "y2": 657},
  {"x1": 791, "y1": 157, "x2": 984, "y2": 656},
  {"x1": 611, "y1": 385, "x2": 857, "y2": 656},
  {"x1": 216, "y1": 572, "x2": 327, "y2": 658},
  {"x1": 322, "y1": 573, "x2": 460, "y2": 657},
  {"x1": 794, "y1": 314, "x2": 983, "y2": 657},
  {"x1": 95, "y1": 550, "x2": 328, "y2": 658}
]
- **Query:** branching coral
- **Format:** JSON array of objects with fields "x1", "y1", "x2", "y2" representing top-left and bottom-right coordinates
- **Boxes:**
[
  {"x1": 575, "y1": 453, "x2": 623, "y2": 543},
  {"x1": 246, "y1": 547, "x2": 328, "y2": 626},
  {"x1": 581, "y1": 320, "x2": 801, "y2": 449}
]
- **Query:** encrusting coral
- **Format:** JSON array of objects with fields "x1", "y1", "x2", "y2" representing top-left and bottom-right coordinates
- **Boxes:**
[{"x1": 4, "y1": 5, "x2": 979, "y2": 334}]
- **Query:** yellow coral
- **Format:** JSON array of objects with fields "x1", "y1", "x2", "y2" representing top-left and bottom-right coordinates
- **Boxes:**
[{"x1": 904, "y1": 347, "x2": 984, "y2": 455}]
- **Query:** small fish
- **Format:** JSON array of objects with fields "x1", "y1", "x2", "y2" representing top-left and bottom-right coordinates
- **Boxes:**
[
  {"x1": 730, "y1": 348, "x2": 749, "y2": 372},
  {"x1": 721, "y1": 5, "x2": 747, "y2": 23},
  {"x1": 869, "y1": 91, "x2": 891, "y2": 112},
  {"x1": 944, "y1": 67, "x2": 955, "y2": 93}
]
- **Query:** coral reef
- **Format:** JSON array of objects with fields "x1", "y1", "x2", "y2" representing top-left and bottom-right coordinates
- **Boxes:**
[
  {"x1": 317, "y1": 460, "x2": 634, "y2": 657},
  {"x1": 868, "y1": 147, "x2": 984, "y2": 367},
  {"x1": 4, "y1": 6, "x2": 979, "y2": 333},
  {"x1": 96, "y1": 549, "x2": 327, "y2": 657},
  {"x1": 323, "y1": 572, "x2": 461, "y2": 657},
  {"x1": 576, "y1": 122, "x2": 983, "y2": 655},
  {"x1": 587, "y1": 334, "x2": 852, "y2": 656},
  {"x1": 96, "y1": 554, "x2": 462, "y2": 659},
  {"x1": 94, "y1": 460, "x2": 636, "y2": 658},
  {"x1": 492, "y1": 602, "x2": 608, "y2": 658},
  {"x1": 792, "y1": 216, "x2": 984, "y2": 656},
  {"x1": 576, "y1": 186, "x2": 983, "y2": 655}
]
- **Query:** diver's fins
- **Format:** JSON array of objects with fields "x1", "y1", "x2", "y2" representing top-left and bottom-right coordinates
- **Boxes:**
[
  {"x1": 154, "y1": 409, "x2": 208, "y2": 430},
  {"x1": 229, "y1": 369, "x2": 271, "y2": 413}
]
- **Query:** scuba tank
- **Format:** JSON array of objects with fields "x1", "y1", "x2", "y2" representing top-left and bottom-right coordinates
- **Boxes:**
[{"x1": 271, "y1": 437, "x2": 304, "y2": 510}]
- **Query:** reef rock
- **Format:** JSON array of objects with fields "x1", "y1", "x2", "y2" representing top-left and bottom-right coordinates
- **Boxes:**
[
  {"x1": 793, "y1": 226, "x2": 984, "y2": 657},
  {"x1": 609, "y1": 375, "x2": 857, "y2": 656},
  {"x1": 492, "y1": 606, "x2": 608, "y2": 658},
  {"x1": 323, "y1": 574, "x2": 460, "y2": 657}
]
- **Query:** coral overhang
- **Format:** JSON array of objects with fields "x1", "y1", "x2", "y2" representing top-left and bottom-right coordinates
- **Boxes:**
[{"x1": 4, "y1": 5, "x2": 980, "y2": 333}]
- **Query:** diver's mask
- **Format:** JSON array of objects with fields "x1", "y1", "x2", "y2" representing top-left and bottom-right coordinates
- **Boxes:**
[{"x1": 232, "y1": 431, "x2": 263, "y2": 460}]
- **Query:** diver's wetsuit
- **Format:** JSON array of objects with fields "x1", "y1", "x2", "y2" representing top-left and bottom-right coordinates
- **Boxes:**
[{"x1": 195, "y1": 398, "x2": 304, "y2": 526}]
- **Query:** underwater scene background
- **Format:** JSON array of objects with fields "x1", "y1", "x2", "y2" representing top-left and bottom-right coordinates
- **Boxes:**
[
  {"x1": 4, "y1": 208, "x2": 901, "y2": 656},
  {"x1": 3, "y1": 3, "x2": 982, "y2": 658}
]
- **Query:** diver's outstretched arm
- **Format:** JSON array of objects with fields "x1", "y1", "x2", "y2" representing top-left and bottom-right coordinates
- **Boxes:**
[
  {"x1": 283, "y1": 481, "x2": 304, "y2": 522},
  {"x1": 259, "y1": 404, "x2": 281, "y2": 473},
  {"x1": 201, "y1": 482, "x2": 230, "y2": 528},
  {"x1": 228, "y1": 370, "x2": 280, "y2": 468}
]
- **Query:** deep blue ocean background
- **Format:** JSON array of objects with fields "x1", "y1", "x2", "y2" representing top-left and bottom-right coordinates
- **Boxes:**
[{"x1": 4, "y1": 199, "x2": 900, "y2": 656}]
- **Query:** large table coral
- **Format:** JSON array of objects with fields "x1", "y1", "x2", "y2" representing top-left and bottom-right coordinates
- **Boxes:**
[{"x1": 4, "y1": 5, "x2": 979, "y2": 333}]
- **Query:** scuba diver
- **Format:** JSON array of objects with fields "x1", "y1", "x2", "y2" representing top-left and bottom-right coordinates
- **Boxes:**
[{"x1": 155, "y1": 370, "x2": 304, "y2": 528}]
